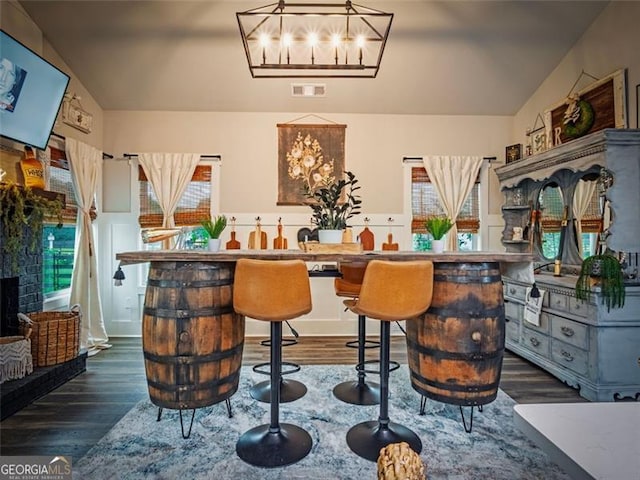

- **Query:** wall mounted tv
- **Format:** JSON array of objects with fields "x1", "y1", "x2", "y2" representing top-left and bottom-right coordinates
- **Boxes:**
[{"x1": 1, "y1": 29, "x2": 70, "y2": 150}]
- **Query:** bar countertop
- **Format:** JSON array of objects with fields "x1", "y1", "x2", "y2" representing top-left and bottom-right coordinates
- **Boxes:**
[{"x1": 115, "y1": 249, "x2": 533, "y2": 266}]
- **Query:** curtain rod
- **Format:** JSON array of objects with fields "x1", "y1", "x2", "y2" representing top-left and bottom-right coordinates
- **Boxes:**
[
  {"x1": 51, "y1": 132, "x2": 114, "y2": 159},
  {"x1": 402, "y1": 155, "x2": 497, "y2": 163},
  {"x1": 123, "y1": 153, "x2": 221, "y2": 160}
]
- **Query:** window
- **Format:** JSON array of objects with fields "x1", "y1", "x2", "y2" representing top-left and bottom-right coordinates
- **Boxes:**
[
  {"x1": 138, "y1": 163, "x2": 216, "y2": 250},
  {"x1": 138, "y1": 164, "x2": 212, "y2": 228},
  {"x1": 410, "y1": 167, "x2": 480, "y2": 251},
  {"x1": 41, "y1": 146, "x2": 89, "y2": 297}
]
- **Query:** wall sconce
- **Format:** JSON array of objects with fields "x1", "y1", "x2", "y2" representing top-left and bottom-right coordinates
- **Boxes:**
[{"x1": 236, "y1": 1, "x2": 393, "y2": 78}]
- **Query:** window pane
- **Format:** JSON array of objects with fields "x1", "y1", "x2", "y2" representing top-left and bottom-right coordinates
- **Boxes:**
[{"x1": 42, "y1": 224, "x2": 75, "y2": 295}]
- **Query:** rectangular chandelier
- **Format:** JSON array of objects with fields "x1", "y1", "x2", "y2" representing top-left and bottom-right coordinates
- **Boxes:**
[{"x1": 236, "y1": 1, "x2": 394, "y2": 78}]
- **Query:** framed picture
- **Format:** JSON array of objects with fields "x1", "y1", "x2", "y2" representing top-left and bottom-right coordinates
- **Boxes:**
[
  {"x1": 277, "y1": 123, "x2": 346, "y2": 205},
  {"x1": 62, "y1": 99, "x2": 93, "y2": 133},
  {"x1": 530, "y1": 127, "x2": 548, "y2": 155},
  {"x1": 505, "y1": 144, "x2": 522, "y2": 164},
  {"x1": 544, "y1": 69, "x2": 627, "y2": 148}
]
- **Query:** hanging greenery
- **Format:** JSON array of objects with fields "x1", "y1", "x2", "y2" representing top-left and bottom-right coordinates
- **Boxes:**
[
  {"x1": 575, "y1": 253, "x2": 625, "y2": 312},
  {"x1": 0, "y1": 181, "x2": 63, "y2": 274}
]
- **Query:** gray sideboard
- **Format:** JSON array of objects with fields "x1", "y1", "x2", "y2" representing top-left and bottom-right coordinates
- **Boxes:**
[{"x1": 504, "y1": 273, "x2": 640, "y2": 401}]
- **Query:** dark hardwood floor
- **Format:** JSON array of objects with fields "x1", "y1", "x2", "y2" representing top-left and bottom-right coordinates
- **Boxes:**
[{"x1": 0, "y1": 336, "x2": 585, "y2": 459}]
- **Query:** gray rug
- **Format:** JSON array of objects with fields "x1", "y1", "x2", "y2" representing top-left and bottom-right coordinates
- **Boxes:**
[{"x1": 74, "y1": 365, "x2": 569, "y2": 479}]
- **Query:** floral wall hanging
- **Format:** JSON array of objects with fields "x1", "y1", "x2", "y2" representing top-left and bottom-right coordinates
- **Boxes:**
[{"x1": 277, "y1": 123, "x2": 346, "y2": 205}]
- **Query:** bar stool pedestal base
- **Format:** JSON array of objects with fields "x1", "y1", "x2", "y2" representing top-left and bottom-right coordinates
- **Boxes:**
[
  {"x1": 236, "y1": 423, "x2": 312, "y2": 468},
  {"x1": 333, "y1": 381, "x2": 380, "y2": 405},
  {"x1": 346, "y1": 420, "x2": 422, "y2": 462}
]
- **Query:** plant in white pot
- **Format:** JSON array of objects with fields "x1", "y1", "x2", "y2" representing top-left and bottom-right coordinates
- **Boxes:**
[
  {"x1": 304, "y1": 170, "x2": 362, "y2": 243},
  {"x1": 425, "y1": 216, "x2": 453, "y2": 253},
  {"x1": 199, "y1": 215, "x2": 227, "y2": 251}
]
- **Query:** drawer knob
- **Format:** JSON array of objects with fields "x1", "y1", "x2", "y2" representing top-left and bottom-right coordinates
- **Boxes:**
[
  {"x1": 509, "y1": 287, "x2": 516, "y2": 295},
  {"x1": 471, "y1": 331, "x2": 482, "y2": 343},
  {"x1": 561, "y1": 326, "x2": 575, "y2": 337},
  {"x1": 529, "y1": 337, "x2": 540, "y2": 347},
  {"x1": 561, "y1": 350, "x2": 574, "y2": 362}
]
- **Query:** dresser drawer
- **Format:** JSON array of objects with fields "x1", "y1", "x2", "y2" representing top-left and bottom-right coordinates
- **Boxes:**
[
  {"x1": 548, "y1": 291, "x2": 567, "y2": 311},
  {"x1": 551, "y1": 340, "x2": 589, "y2": 376},
  {"x1": 551, "y1": 317, "x2": 589, "y2": 350},
  {"x1": 505, "y1": 300, "x2": 522, "y2": 320},
  {"x1": 504, "y1": 283, "x2": 527, "y2": 301},
  {"x1": 506, "y1": 317, "x2": 520, "y2": 343},
  {"x1": 567, "y1": 296, "x2": 590, "y2": 319},
  {"x1": 522, "y1": 310, "x2": 550, "y2": 334},
  {"x1": 521, "y1": 327, "x2": 550, "y2": 357}
]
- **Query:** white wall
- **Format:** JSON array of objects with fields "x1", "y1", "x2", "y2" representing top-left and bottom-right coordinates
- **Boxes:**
[
  {"x1": 100, "y1": 111, "x2": 511, "y2": 336},
  {"x1": 513, "y1": 1, "x2": 640, "y2": 143}
]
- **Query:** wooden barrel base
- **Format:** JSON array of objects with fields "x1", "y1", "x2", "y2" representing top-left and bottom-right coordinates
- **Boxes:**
[
  {"x1": 406, "y1": 262, "x2": 505, "y2": 407},
  {"x1": 142, "y1": 261, "x2": 245, "y2": 410}
]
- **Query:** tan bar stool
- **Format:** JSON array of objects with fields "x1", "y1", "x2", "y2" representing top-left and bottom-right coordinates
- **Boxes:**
[
  {"x1": 233, "y1": 258, "x2": 313, "y2": 467},
  {"x1": 333, "y1": 262, "x2": 381, "y2": 405},
  {"x1": 344, "y1": 260, "x2": 434, "y2": 462}
]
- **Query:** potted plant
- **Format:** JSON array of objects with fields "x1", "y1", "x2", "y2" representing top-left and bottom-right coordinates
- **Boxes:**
[
  {"x1": 575, "y1": 253, "x2": 625, "y2": 312},
  {"x1": 199, "y1": 214, "x2": 227, "y2": 251},
  {"x1": 0, "y1": 181, "x2": 63, "y2": 273},
  {"x1": 304, "y1": 170, "x2": 362, "y2": 243},
  {"x1": 425, "y1": 216, "x2": 453, "y2": 253}
]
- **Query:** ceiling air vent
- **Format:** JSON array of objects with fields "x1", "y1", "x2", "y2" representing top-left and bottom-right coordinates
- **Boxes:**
[{"x1": 291, "y1": 83, "x2": 326, "y2": 97}]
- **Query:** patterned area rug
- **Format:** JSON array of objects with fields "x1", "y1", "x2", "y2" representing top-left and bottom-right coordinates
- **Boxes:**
[{"x1": 74, "y1": 365, "x2": 569, "y2": 479}]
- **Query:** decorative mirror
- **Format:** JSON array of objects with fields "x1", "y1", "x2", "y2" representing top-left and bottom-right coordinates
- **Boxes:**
[{"x1": 536, "y1": 182, "x2": 564, "y2": 260}]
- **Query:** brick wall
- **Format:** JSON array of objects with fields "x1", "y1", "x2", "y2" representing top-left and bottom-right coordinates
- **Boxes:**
[{"x1": 0, "y1": 223, "x2": 44, "y2": 335}]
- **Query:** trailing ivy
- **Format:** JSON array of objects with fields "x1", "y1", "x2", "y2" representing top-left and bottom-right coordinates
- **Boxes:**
[
  {"x1": 575, "y1": 253, "x2": 625, "y2": 312},
  {"x1": 0, "y1": 181, "x2": 63, "y2": 274}
]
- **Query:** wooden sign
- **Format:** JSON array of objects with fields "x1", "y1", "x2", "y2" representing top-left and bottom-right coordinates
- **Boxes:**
[{"x1": 544, "y1": 69, "x2": 627, "y2": 149}]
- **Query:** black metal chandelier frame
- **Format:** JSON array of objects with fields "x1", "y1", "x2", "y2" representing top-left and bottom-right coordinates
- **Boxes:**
[{"x1": 236, "y1": 1, "x2": 394, "y2": 78}]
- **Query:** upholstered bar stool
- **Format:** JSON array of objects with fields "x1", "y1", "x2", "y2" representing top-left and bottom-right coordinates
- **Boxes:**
[
  {"x1": 234, "y1": 258, "x2": 313, "y2": 467},
  {"x1": 344, "y1": 260, "x2": 434, "y2": 462},
  {"x1": 333, "y1": 262, "x2": 381, "y2": 406}
]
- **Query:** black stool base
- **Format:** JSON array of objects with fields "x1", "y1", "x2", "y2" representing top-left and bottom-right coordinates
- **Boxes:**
[
  {"x1": 333, "y1": 381, "x2": 380, "y2": 406},
  {"x1": 250, "y1": 378, "x2": 307, "y2": 403},
  {"x1": 236, "y1": 423, "x2": 312, "y2": 468},
  {"x1": 346, "y1": 420, "x2": 422, "y2": 462}
]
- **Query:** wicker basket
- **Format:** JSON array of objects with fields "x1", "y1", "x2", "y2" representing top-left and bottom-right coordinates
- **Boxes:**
[
  {"x1": 18, "y1": 305, "x2": 81, "y2": 367},
  {"x1": 0, "y1": 327, "x2": 33, "y2": 383}
]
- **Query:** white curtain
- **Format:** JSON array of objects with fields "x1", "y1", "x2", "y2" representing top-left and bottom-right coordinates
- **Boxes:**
[
  {"x1": 138, "y1": 153, "x2": 200, "y2": 247},
  {"x1": 572, "y1": 179, "x2": 598, "y2": 256},
  {"x1": 65, "y1": 138, "x2": 108, "y2": 350},
  {"x1": 422, "y1": 155, "x2": 483, "y2": 251}
]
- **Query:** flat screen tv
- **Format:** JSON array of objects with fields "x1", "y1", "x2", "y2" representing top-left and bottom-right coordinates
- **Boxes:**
[{"x1": 0, "y1": 29, "x2": 70, "y2": 150}]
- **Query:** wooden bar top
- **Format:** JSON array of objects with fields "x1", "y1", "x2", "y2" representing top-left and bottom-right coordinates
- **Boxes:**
[{"x1": 115, "y1": 249, "x2": 533, "y2": 266}]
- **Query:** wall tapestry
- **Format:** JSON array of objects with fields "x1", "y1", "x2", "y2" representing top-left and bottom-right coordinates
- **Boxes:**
[{"x1": 277, "y1": 123, "x2": 346, "y2": 205}]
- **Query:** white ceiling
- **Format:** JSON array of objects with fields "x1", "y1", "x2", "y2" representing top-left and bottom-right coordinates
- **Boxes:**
[{"x1": 19, "y1": 0, "x2": 609, "y2": 116}]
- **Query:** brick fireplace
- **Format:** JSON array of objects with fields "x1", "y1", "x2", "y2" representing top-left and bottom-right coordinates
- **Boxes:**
[{"x1": 0, "y1": 222, "x2": 87, "y2": 420}]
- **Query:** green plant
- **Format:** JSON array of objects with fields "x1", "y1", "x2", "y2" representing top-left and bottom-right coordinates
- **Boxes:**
[
  {"x1": 199, "y1": 215, "x2": 227, "y2": 239},
  {"x1": 304, "y1": 170, "x2": 362, "y2": 230},
  {"x1": 425, "y1": 216, "x2": 454, "y2": 240},
  {"x1": 0, "y1": 181, "x2": 63, "y2": 274},
  {"x1": 575, "y1": 253, "x2": 625, "y2": 312}
]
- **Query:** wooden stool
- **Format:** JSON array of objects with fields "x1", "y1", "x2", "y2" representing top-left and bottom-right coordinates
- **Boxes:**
[
  {"x1": 233, "y1": 259, "x2": 313, "y2": 467},
  {"x1": 333, "y1": 262, "x2": 381, "y2": 406},
  {"x1": 344, "y1": 260, "x2": 433, "y2": 462}
]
